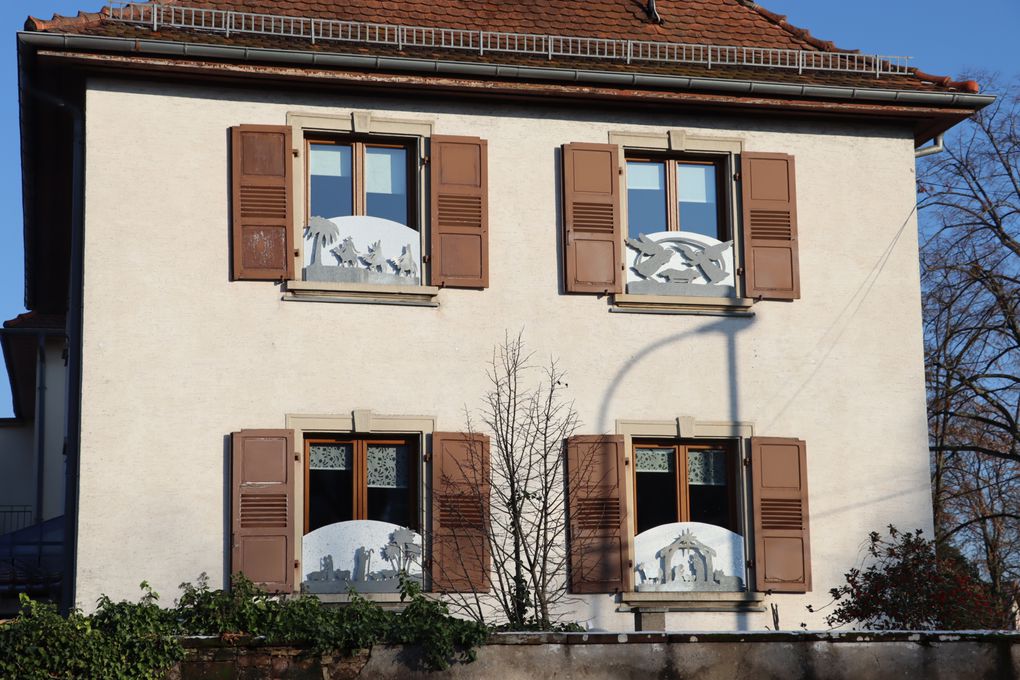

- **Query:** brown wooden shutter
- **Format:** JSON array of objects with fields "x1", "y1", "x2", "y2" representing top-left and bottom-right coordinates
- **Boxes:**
[
  {"x1": 429, "y1": 136, "x2": 489, "y2": 288},
  {"x1": 562, "y1": 143, "x2": 624, "y2": 294},
  {"x1": 566, "y1": 435, "x2": 628, "y2": 593},
  {"x1": 231, "y1": 125, "x2": 294, "y2": 281},
  {"x1": 751, "y1": 437, "x2": 811, "y2": 593},
  {"x1": 430, "y1": 432, "x2": 490, "y2": 592},
  {"x1": 740, "y1": 152, "x2": 800, "y2": 300},
  {"x1": 231, "y1": 429, "x2": 295, "y2": 593}
]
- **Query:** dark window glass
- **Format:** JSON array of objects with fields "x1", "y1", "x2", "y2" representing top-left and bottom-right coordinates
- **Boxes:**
[
  {"x1": 634, "y1": 447, "x2": 678, "y2": 535},
  {"x1": 365, "y1": 147, "x2": 410, "y2": 226},
  {"x1": 627, "y1": 161, "x2": 667, "y2": 239},
  {"x1": 309, "y1": 144, "x2": 353, "y2": 220},
  {"x1": 366, "y1": 443, "x2": 414, "y2": 528},
  {"x1": 307, "y1": 443, "x2": 353, "y2": 532},
  {"x1": 687, "y1": 449, "x2": 731, "y2": 529},
  {"x1": 677, "y1": 163, "x2": 720, "y2": 239}
]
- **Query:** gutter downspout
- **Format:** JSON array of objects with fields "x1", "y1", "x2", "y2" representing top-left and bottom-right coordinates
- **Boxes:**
[
  {"x1": 32, "y1": 333, "x2": 46, "y2": 525},
  {"x1": 915, "y1": 133, "x2": 945, "y2": 158},
  {"x1": 25, "y1": 83, "x2": 85, "y2": 616}
]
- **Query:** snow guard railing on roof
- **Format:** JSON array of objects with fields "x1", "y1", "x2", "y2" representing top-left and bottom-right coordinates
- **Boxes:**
[{"x1": 105, "y1": 2, "x2": 912, "y2": 77}]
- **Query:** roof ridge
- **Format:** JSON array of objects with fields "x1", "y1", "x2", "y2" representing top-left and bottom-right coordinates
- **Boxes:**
[
  {"x1": 25, "y1": 8, "x2": 109, "y2": 32},
  {"x1": 734, "y1": 1, "x2": 979, "y2": 93},
  {"x1": 734, "y1": 0, "x2": 859, "y2": 54}
]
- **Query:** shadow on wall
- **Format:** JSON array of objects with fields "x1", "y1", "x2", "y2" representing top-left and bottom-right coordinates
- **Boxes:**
[{"x1": 597, "y1": 315, "x2": 756, "y2": 433}]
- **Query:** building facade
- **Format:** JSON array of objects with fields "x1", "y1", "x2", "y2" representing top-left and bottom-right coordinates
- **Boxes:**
[{"x1": 6, "y1": 0, "x2": 992, "y2": 630}]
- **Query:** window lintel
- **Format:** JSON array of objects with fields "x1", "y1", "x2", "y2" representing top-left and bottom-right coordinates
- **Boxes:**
[{"x1": 608, "y1": 129, "x2": 742, "y2": 155}]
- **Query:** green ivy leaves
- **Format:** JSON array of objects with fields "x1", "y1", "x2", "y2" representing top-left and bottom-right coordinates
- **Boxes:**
[{"x1": 0, "y1": 573, "x2": 488, "y2": 677}]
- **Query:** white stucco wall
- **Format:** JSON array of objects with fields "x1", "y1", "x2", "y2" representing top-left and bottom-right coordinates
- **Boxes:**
[
  {"x1": 0, "y1": 339, "x2": 66, "y2": 526},
  {"x1": 0, "y1": 422, "x2": 34, "y2": 513},
  {"x1": 78, "y1": 78, "x2": 931, "y2": 630}
]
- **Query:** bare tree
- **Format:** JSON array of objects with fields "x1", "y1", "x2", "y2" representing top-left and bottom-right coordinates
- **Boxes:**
[
  {"x1": 434, "y1": 332, "x2": 582, "y2": 629},
  {"x1": 920, "y1": 73, "x2": 1020, "y2": 626}
]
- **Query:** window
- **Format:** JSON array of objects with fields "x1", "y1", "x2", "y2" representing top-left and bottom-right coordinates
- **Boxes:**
[
  {"x1": 633, "y1": 440, "x2": 738, "y2": 535},
  {"x1": 626, "y1": 157, "x2": 726, "y2": 242},
  {"x1": 624, "y1": 154, "x2": 736, "y2": 298},
  {"x1": 303, "y1": 137, "x2": 422, "y2": 287},
  {"x1": 304, "y1": 435, "x2": 419, "y2": 532},
  {"x1": 301, "y1": 434, "x2": 422, "y2": 594},
  {"x1": 630, "y1": 439, "x2": 746, "y2": 593}
]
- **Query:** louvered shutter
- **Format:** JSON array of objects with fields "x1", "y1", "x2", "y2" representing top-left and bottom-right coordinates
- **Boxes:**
[
  {"x1": 231, "y1": 430, "x2": 295, "y2": 593},
  {"x1": 429, "y1": 136, "x2": 489, "y2": 288},
  {"x1": 562, "y1": 143, "x2": 623, "y2": 294},
  {"x1": 231, "y1": 125, "x2": 294, "y2": 281},
  {"x1": 430, "y1": 432, "x2": 490, "y2": 592},
  {"x1": 740, "y1": 153, "x2": 800, "y2": 299},
  {"x1": 566, "y1": 435, "x2": 628, "y2": 593},
  {"x1": 751, "y1": 437, "x2": 811, "y2": 593}
]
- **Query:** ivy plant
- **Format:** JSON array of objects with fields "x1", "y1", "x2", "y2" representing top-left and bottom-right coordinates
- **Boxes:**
[{"x1": 0, "y1": 573, "x2": 489, "y2": 677}]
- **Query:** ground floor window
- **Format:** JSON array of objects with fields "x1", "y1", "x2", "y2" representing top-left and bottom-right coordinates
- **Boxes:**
[
  {"x1": 631, "y1": 439, "x2": 745, "y2": 592},
  {"x1": 633, "y1": 441, "x2": 737, "y2": 535},
  {"x1": 304, "y1": 436, "x2": 418, "y2": 532},
  {"x1": 302, "y1": 434, "x2": 423, "y2": 594}
]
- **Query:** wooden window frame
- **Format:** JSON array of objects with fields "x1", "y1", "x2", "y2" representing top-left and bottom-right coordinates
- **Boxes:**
[
  {"x1": 304, "y1": 135, "x2": 420, "y2": 231},
  {"x1": 303, "y1": 434, "x2": 420, "y2": 534},
  {"x1": 625, "y1": 153, "x2": 730, "y2": 240},
  {"x1": 631, "y1": 439, "x2": 739, "y2": 534}
]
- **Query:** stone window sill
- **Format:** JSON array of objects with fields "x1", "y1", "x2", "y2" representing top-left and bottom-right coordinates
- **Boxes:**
[
  {"x1": 619, "y1": 591, "x2": 765, "y2": 613},
  {"x1": 611, "y1": 294, "x2": 754, "y2": 317},
  {"x1": 283, "y1": 280, "x2": 440, "y2": 307}
]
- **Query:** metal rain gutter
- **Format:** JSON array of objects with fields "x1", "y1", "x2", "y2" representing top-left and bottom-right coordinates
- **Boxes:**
[{"x1": 17, "y1": 32, "x2": 995, "y2": 110}]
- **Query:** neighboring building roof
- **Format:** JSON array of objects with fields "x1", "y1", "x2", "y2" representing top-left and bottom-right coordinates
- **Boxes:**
[
  {"x1": 1, "y1": 313, "x2": 65, "y2": 421},
  {"x1": 2, "y1": 312, "x2": 66, "y2": 331},
  {"x1": 25, "y1": 0, "x2": 978, "y2": 94}
]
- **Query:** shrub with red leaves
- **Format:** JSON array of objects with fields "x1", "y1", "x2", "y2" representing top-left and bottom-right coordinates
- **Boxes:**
[{"x1": 811, "y1": 526, "x2": 1006, "y2": 630}]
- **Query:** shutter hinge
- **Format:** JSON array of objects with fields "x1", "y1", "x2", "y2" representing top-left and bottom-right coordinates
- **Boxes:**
[
  {"x1": 293, "y1": 249, "x2": 300, "y2": 258},
  {"x1": 294, "y1": 559, "x2": 300, "y2": 569},
  {"x1": 736, "y1": 267, "x2": 745, "y2": 276},
  {"x1": 294, "y1": 454, "x2": 299, "y2": 462},
  {"x1": 619, "y1": 166, "x2": 624, "y2": 175},
  {"x1": 627, "y1": 560, "x2": 633, "y2": 568},
  {"x1": 292, "y1": 149, "x2": 300, "y2": 158},
  {"x1": 743, "y1": 456, "x2": 751, "y2": 467},
  {"x1": 422, "y1": 255, "x2": 431, "y2": 264},
  {"x1": 733, "y1": 172, "x2": 741, "y2": 181},
  {"x1": 423, "y1": 452, "x2": 432, "y2": 463},
  {"x1": 746, "y1": 559, "x2": 755, "y2": 569},
  {"x1": 422, "y1": 155, "x2": 430, "y2": 165}
]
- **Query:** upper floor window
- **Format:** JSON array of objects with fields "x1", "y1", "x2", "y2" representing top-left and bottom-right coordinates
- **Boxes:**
[
  {"x1": 626, "y1": 157, "x2": 726, "y2": 241},
  {"x1": 624, "y1": 154, "x2": 735, "y2": 298},
  {"x1": 304, "y1": 137, "x2": 421, "y2": 287}
]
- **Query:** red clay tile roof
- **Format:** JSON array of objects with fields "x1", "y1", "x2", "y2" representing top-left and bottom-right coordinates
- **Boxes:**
[
  {"x1": 2, "y1": 312, "x2": 65, "y2": 331},
  {"x1": 25, "y1": 1, "x2": 979, "y2": 94}
]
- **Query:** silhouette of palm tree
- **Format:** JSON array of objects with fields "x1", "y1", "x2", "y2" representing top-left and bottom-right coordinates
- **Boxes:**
[{"x1": 304, "y1": 216, "x2": 340, "y2": 266}]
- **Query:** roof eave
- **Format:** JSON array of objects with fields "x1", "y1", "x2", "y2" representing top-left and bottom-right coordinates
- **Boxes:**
[{"x1": 18, "y1": 31, "x2": 995, "y2": 117}]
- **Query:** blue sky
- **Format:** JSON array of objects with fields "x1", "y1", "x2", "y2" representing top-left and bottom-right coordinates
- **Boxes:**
[{"x1": 0, "y1": 0, "x2": 1017, "y2": 416}]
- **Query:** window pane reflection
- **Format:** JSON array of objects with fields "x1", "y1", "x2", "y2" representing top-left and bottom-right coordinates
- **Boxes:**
[
  {"x1": 365, "y1": 147, "x2": 410, "y2": 227},
  {"x1": 309, "y1": 144, "x2": 353, "y2": 220},
  {"x1": 627, "y1": 161, "x2": 667, "y2": 239},
  {"x1": 677, "y1": 163, "x2": 719, "y2": 238}
]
